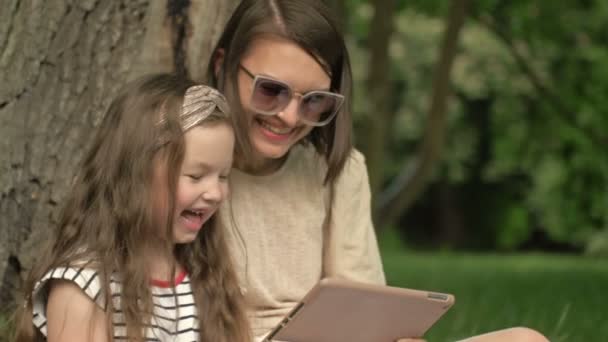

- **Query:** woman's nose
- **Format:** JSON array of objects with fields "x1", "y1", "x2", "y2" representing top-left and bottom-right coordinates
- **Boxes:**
[{"x1": 276, "y1": 96, "x2": 301, "y2": 127}]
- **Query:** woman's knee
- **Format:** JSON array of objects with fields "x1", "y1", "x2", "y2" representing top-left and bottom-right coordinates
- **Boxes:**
[
  {"x1": 459, "y1": 326, "x2": 549, "y2": 342},
  {"x1": 505, "y1": 327, "x2": 549, "y2": 342}
]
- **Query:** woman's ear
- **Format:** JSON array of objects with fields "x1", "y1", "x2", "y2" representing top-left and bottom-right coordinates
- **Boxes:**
[{"x1": 214, "y1": 48, "x2": 225, "y2": 78}]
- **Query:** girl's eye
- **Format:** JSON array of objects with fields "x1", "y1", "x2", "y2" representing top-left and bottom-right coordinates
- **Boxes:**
[
  {"x1": 187, "y1": 174, "x2": 202, "y2": 181},
  {"x1": 219, "y1": 174, "x2": 230, "y2": 181}
]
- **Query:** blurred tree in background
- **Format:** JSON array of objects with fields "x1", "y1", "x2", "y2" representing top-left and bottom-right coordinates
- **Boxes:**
[
  {"x1": 1, "y1": 2, "x2": 607, "y2": 340},
  {"x1": 2, "y1": 2, "x2": 606, "y2": 339},
  {"x1": 1, "y1": 0, "x2": 607, "y2": 318},
  {"x1": 344, "y1": 0, "x2": 608, "y2": 255}
]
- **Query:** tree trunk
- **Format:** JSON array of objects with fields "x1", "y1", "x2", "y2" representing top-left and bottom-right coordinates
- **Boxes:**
[
  {"x1": 0, "y1": 0, "x2": 237, "y2": 311},
  {"x1": 365, "y1": 0, "x2": 397, "y2": 203},
  {"x1": 375, "y1": 0, "x2": 469, "y2": 228}
]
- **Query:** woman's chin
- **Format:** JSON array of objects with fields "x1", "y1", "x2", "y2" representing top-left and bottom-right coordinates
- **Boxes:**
[{"x1": 251, "y1": 137, "x2": 292, "y2": 160}]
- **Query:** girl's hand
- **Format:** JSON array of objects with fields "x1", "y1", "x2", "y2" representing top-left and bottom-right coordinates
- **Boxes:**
[{"x1": 396, "y1": 339, "x2": 427, "y2": 342}]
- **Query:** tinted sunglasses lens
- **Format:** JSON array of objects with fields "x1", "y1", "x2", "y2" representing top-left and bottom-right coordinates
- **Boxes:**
[
  {"x1": 300, "y1": 93, "x2": 341, "y2": 124},
  {"x1": 251, "y1": 79, "x2": 290, "y2": 114}
]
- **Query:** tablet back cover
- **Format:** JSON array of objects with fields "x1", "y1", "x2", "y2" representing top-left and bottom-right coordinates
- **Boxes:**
[{"x1": 268, "y1": 278, "x2": 454, "y2": 342}]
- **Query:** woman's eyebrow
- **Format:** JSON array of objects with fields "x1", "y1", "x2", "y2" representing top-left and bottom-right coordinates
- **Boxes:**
[
  {"x1": 258, "y1": 74, "x2": 331, "y2": 93},
  {"x1": 291, "y1": 83, "x2": 332, "y2": 94}
]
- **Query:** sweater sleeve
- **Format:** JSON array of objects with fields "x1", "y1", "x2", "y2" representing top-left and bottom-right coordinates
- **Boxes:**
[{"x1": 323, "y1": 149, "x2": 386, "y2": 285}]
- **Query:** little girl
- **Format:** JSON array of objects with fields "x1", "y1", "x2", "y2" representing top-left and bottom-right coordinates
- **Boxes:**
[{"x1": 13, "y1": 74, "x2": 251, "y2": 342}]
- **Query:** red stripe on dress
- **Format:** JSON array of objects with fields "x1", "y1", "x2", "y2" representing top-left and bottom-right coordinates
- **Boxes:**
[{"x1": 150, "y1": 270, "x2": 187, "y2": 288}]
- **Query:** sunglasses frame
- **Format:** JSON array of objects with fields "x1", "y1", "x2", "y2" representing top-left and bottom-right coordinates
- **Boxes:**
[{"x1": 240, "y1": 65, "x2": 345, "y2": 127}]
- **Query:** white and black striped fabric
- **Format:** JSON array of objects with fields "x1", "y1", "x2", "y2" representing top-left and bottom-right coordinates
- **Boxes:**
[{"x1": 32, "y1": 266, "x2": 199, "y2": 341}]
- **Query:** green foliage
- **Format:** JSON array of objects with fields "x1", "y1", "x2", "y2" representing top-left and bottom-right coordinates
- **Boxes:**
[
  {"x1": 496, "y1": 205, "x2": 530, "y2": 250},
  {"x1": 476, "y1": 0, "x2": 608, "y2": 249},
  {"x1": 348, "y1": 0, "x2": 608, "y2": 251},
  {"x1": 585, "y1": 230, "x2": 608, "y2": 256}
]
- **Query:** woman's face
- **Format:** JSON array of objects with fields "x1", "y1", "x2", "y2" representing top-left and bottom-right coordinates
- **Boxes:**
[{"x1": 237, "y1": 35, "x2": 331, "y2": 166}]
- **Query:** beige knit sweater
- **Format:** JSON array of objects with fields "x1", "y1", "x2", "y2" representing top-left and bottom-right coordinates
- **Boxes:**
[{"x1": 219, "y1": 144, "x2": 385, "y2": 338}]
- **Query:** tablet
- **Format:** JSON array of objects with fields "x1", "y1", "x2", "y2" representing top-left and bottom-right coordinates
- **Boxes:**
[{"x1": 263, "y1": 278, "x2": 454, "y2": 342}]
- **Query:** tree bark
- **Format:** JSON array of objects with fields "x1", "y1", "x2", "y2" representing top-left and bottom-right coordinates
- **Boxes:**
[
  {"x1": 0, "y1": 0, "x2": 237, "y2": 310},
  {"x1": 365, "y1": 0, "x2": 397, "y2": 204},
  {"x1": 375, "y1": 0, "x2": 469, "y2": 228}
]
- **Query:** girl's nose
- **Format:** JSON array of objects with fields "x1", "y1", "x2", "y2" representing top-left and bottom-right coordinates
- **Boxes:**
[{"x1": 202, "y1": 180, "x2": 223, "y2": 203}]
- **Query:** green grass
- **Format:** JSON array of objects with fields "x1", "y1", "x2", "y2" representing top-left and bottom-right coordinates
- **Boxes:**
[
  {"x1": 1, "y1": 234, "x2": 604, "y2": 342},
  {"x1": 379, "y1": 232, "x2": 608, "y2": 341}
]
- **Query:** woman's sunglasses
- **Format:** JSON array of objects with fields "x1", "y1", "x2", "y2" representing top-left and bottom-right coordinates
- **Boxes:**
[{"x1": 239, "y1": 65, "x2": 344, "y2": 127}]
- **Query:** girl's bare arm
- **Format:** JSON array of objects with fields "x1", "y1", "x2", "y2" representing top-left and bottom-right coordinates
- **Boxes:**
[{"x1": 46, "y1": 280, "x2": 109, "y2": 342}]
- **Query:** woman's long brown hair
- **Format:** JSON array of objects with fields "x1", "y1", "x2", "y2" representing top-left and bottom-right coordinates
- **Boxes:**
[
  {"x1": 207, "y1": 0, "x2": 354, "y2": 185},
  {"x1": 12, "y1": 74, "x2": 250, "y2": 342}
]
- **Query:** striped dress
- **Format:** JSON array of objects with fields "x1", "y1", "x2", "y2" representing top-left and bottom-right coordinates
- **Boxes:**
[{"x1": 32, "y1": 266, "x2": 199, "y2": 341}]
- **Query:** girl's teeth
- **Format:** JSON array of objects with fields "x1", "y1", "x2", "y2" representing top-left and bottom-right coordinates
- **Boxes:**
[{"x1": 186, "y1": 210, "x2": 202, "y2": 217}]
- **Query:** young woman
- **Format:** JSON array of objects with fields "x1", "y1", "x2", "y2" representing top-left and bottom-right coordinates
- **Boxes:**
[
  {"x1": 207, "y1": 1, "x2": 549, "y2": 341},
  {"x1": 13, "y1": 74, "x2": 251, "y2": 342}
]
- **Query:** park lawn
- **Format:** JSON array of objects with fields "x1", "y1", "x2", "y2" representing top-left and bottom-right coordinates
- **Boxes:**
[
  {"x1": 379, "y1": 235, "x2": 607, "y2": 342},
  {"x1": 1, "y1": 241, "x2": 604, "y2": 342}
]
